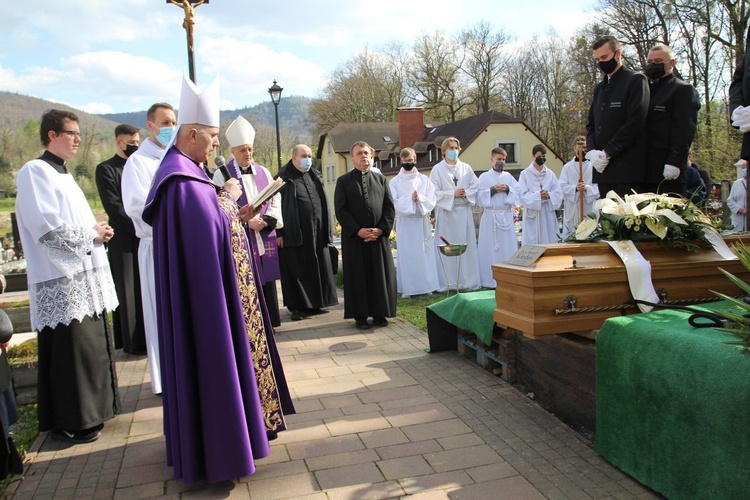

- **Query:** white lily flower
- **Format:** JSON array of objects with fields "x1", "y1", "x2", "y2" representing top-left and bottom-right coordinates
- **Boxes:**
[
  {"x1": 655, "y1": 208, "x2": 687, "y2": 225},
  {"x1": 575, "y1": 217, "x2": 598, "y2": 240},
  {"x1": 645, "y1": 218, "x2": 668, "y2": 239}
]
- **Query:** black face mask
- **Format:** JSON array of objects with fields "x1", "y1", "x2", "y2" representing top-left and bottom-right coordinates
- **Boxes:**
[
  {"x1": 645, "y1": 62, "x2": 666, "y2": 80},
  {"x1": 124, "y1": 144, "x2": 139, "y2": 157},
  {"x1": 535, "y1": 156, "x2": 546, "y2": 166},
  {"x1": 493, "y1": 161, "x2": 505, "y2": 172},
  {"x1": 402, "y1": 162, "x2": 416, "y2": 171},
  {"x1": 598, "y1": 56, "x2": 618, "y2": 75}
]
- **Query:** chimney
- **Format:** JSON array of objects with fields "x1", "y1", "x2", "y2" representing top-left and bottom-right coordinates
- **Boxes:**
[{"x1": 397, "y1": 107, "x2": 425, "y2": 150}]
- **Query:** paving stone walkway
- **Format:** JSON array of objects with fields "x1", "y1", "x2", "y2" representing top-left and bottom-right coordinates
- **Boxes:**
[{"x1": 4, "y1": 296, "x2": 658, "y2": 499}]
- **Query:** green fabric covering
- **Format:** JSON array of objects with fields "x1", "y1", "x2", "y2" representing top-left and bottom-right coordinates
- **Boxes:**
[
  {"x1": 426, "y1": 290, "x2": 496, "y2": 344},
  {"x1": 596, "y1": 303, "x2": 750, "y2": 500}
]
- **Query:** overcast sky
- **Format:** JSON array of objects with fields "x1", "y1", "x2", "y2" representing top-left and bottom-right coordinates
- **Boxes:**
[{"x1": 0, "y1": 0, "x2": 595, "y2": 114}]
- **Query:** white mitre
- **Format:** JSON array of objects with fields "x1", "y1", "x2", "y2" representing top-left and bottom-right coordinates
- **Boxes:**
[
  {"x1": 226, "y1": 116, "x2": 256, "y2": 148},
  {"x1": 177, "y1": 73, "x2": 220, "y2": 127}
]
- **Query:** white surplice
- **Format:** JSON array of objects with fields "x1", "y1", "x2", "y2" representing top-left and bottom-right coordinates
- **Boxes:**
[
  {"x1": 519, "y1": 163, "x2": 563, "y2": 246},
  {"x1": 727, "y1": 178, "x2": 747, "y2": 231},
  {"x1": 559, "y1": 157, "x2": 600, "y2": 240},
  {"x1": 390, "y1": 168, "x2": 440, "y2": 296},
  {"x1": 121, "y1": 138, "x2": 163, "y2": 394},
  {"x1": 429, "y1": 159, "x2": 480, "y2": 291},
  {"x1": 476, "y1": 169, "x2": 519, "y2": 288}
]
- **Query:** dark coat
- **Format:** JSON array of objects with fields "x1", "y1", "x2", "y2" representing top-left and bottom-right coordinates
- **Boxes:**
[
  {"x1": 276, "y1": 161, "x2": 332, "y2": 248},
  {"x1": 729, "y1": 27, "x2": 750, "y2": 159},
  {"x1": 334, "y1": 169, "x2": 396, "y2": 319},
  {"x1": 645, "y1": 74, "x2": 700, "y2": 185},
  {"x1": 586, "y1": 67, "x2": 649, "y2": 185}
]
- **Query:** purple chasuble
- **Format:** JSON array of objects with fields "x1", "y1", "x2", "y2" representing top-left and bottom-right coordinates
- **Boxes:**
[
  {"x1": 143, "y1": 147, "x2": 269, "y2": 483},
  {"x1": 229, "y1": 159, "x2": 281, "y2": 283}
]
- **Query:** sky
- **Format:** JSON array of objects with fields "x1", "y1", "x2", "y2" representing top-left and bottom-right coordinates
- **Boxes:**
[{"x1": 0, "y1": 0, "x2": 596, "y2": 114}]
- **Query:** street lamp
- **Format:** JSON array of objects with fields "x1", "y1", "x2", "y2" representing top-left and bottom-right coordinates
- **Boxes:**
[{"x1": 268, "y1": 80, "x2": 283, "y2": 172}]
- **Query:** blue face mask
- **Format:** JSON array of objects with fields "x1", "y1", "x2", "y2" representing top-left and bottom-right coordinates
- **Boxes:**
[
  {"x1": 156, "y1": 126, "x2": 175, "y2": 146},
  {"x1": 446, "y1": 149, "x2": 459, "y2": 161},
  {"x1": 299, "y1": 157, "x2": 312, "y2": 171}
]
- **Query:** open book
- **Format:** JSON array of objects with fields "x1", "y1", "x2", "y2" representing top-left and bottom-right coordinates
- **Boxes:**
[{"x1": 249, "y1": 177, "x2": 285, "y2": 211}]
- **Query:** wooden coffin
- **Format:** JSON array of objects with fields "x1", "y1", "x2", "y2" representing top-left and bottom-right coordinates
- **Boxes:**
[{"x1": 492, "y1": 235, "x2": 750, "y2": 338}]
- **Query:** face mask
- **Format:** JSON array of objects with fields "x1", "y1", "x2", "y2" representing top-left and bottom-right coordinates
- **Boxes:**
[
  {"x1": 446, "y1": 150, "x2": 459, "y2": 161},
  {"x1": 535, "y1": 156, "x2": 546, "y2": 166},
  {"x1": 493, "y1": 161, "x2": 505, "y2": 172},
  {"x1": 645, "y1": 62, "x2": 666, "y2": 80},
  {"x1": 299, "y1": 157, "x2": 312, "y2": 171},
  {"x1": 156, "y1": 126, "x2": 175, "y2": 146},
  {"x1": 598, "y1": 55, "x2": 618, "y2": 74},
  {"x1": 124, "y1": 144, "x2": 139, "y2": 157},
  {"x1": 402, "y1": 162, "x2": 416, "y2": 171}
]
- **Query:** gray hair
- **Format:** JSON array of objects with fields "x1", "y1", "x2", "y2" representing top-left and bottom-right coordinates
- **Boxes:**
[{"x1": 649, "y1": 43, "x2": 675, "y2": 61}]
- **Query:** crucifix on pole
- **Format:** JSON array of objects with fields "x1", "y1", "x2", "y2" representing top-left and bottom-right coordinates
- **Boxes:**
[{"x1": 167, "y1": 0, "x2": 208, "y2": 84}]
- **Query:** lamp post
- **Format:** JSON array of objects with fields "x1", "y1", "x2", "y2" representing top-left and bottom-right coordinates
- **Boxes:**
[{"x1": 268, "y1": 80, "x2": 283, "y2": 172}]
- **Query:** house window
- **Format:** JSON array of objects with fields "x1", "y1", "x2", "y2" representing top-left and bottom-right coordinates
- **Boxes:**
[
  {"x1": 496, "y1": 140, "x2": 520, "y2": 165},
  {"x1": 327, "y1": 140, "x2": 332, "y2": 155}
]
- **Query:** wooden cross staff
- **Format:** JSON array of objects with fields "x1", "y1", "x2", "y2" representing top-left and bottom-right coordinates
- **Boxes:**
[{"x1": 167, "y1": 0, "x2": 207, "y2": 83}]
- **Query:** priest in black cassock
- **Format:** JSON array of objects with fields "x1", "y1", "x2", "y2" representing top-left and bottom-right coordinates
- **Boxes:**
[
  {"x1": 276, "y1": 144, "x2": 338, "y2": 321},
  {"x1": 95, "y1": 124, "x2": 146, "y2": 354},
  {"x1": 334, "y1": 141, "x2": 397, "y2": 330}
]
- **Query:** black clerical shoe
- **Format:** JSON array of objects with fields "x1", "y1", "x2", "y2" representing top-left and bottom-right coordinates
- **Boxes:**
[
  {"x1": 290, "y1": 310, "x2": 304, "y2": 321},
  {"x1": 373, "y1": 317, "x2": 389, "y2": 327},
  {"x1": 355, "y1": 318, "x2": 370, "y2": 330}
]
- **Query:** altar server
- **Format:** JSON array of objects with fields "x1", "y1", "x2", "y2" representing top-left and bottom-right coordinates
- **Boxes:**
[
  {"x1": 519, "y1": 144, "x2": 563, "y2": 245},
  {"x1": 559, "y1": 136, "x2": 600, "y2": 239},
  {"x1": 476, "y1": 147, "x2": 519, "y2": 287},
  {"x1": 389, "y1": 147, "x2": 439, "y2": 297},
  {"x1": 430, "y1": 137, "x2": 481, "y2": 291}
]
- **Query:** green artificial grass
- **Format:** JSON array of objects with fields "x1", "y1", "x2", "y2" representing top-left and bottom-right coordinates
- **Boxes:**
[{"x1": 596, "y1": 304, "x2": 750, "y2": 499}]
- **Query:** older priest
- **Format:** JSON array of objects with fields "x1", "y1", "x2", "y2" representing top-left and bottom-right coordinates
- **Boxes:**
[{"x1": 143, "y1": 75, "x2": 269, "y2": 483}]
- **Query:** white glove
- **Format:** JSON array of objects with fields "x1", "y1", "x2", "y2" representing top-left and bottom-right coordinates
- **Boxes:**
[
  {"x1": 663, "y1": 164, "x2": 680, "y2": 180},
  {"x1": 732, "y1": 106, "x2": 750, "y2": 133},
  {"x1": 586, "y1": 150, "x2": 610, "y2": 173}
]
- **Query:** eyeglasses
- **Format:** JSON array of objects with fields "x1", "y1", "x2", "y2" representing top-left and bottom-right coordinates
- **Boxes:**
[{"x1": 58, "y1": 130, "x2": 82, "y2": 138}]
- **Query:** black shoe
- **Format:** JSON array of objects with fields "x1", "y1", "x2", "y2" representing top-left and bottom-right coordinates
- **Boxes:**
[
  {"x1": 52, "y1": 427, "x2": 100, "y2": 444},
  {"x1": 124, "y1": 348, "x2": 147, "y2": 356},
  {"x1": 267, "y1": 431, "x2": 278, "y2": 441},
  {"x1": 290, "y1": 310, "x2": 304, "y2": 321},
  {"x1": 355, "y1": 318, "x2": 370, "y2": 330},
  {"x1": 373, "y1": 317, "x2": 389, "y2": 327}
]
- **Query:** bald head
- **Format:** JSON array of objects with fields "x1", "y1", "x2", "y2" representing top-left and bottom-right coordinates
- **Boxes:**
[{"x1": 292, "y1": 144, "x2": 313, "y2": 172}]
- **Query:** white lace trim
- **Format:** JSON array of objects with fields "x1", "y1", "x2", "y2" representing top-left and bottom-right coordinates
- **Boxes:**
[
  {"x1": 30, "y1": 266, "x2": 119, "y2": 331},
  {"x1": 39, "y1": 224, "x2": 97, "y2": 275}
]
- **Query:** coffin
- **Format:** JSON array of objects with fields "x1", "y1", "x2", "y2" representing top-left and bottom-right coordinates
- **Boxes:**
[{"x1": 493, "y1": 235, "x2": 750, "y2": 338}]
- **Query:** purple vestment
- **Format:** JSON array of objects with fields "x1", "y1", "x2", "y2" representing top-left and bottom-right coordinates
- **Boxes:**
[{"x1": 143, "y1": 147, "x2": 269, "y2": 483}]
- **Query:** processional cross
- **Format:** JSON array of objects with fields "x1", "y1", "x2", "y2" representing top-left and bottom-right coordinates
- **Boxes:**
[{"x1": 167, "y1": 0, "x2": 207, "y2": 83}]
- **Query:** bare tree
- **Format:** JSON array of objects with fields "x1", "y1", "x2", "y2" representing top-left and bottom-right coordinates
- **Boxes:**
[
  {"x1": 408, "y1": 31, "x2": 471, "y2": 122},
  {"x1": 458, "y1": 21, "x2": 513, "y2": 114}
]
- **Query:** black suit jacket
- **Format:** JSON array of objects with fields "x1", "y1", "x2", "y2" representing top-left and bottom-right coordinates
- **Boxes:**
[
  {"x1": 645, "y1": 74, "x2": 701, "y2": 184},
  {"x1": 730, "y1": 27, "x2": 750, "y2": 159},
  {"x1": 586, "y1": 67, "x2": 649, "y2": 184}
]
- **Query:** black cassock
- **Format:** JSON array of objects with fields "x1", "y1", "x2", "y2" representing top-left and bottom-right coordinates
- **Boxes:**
[
  {"x1": 334, "y1": 168, "x2": 396, "y2": 319},
  {"x1": 277, "y1": 162, "x2": 338, "y2": 311},
  {"x1": 95, "y1": 155, "x2": 146, "y2": 353}
]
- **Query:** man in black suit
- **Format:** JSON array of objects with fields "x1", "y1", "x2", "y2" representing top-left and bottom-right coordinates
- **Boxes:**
[
  {"x1": 643, "y1": 43, "x2": 701, "y2": 195},
  {"x1": 586, "y1": 36, "x2": 650, "y2": 197}
]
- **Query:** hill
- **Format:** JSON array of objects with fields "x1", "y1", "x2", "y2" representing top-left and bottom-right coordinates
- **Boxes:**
[
  {"x1": 98, "y1": 95, "x2": 313, "y2": 138},
  {"x1": 0, "y1": 91, "x2": 119, "y2": 131}
]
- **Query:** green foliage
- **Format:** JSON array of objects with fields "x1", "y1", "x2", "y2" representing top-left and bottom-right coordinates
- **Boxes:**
[
  {"x1": 709, "y1": 243, "x2": 750, "y2": 352},
  {"x1": 7, "y1": 338, "x2": 37, "y2": 362}
]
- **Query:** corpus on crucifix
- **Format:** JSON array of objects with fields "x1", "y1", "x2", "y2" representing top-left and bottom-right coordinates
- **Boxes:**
[{"x1": 168, "y1": 0, "x2": 207, "y2": 82}]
